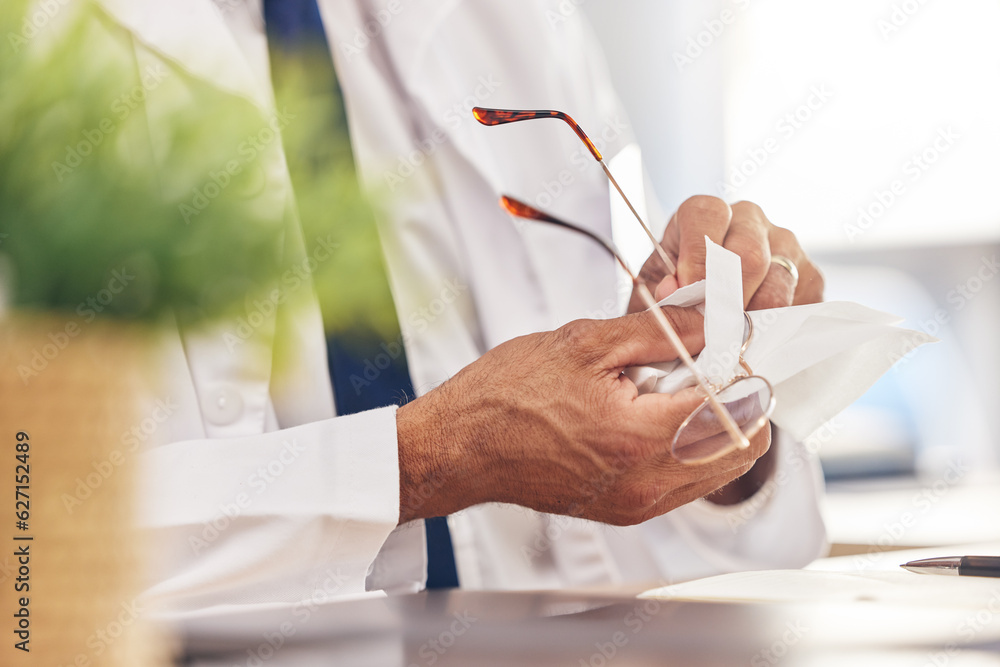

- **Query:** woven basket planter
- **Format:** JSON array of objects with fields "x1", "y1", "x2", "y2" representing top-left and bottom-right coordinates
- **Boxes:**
[{"x1": 0, "y1": 313, "x2": 171, "y2": 666}]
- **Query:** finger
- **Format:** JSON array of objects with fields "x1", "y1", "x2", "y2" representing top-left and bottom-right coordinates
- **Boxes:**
[
  {"x1": 652, "y1": 274, "x2": 680, "y2": 302},
  {"x1": 662, "y1": 196, "x2": 732, "y2": 288},
  {"x1": 620, "y1": 450, "x2": 764, "y2": 524},
  {"x1": 723, "y1": 202, "x2": 772, "y2": 308},
  {"x1": 644, "y1": 463, "x2": 759, "y2": 519},
  {"x1": 631, "y1": 389, "x2": 770, "y2": 464},
  {"x1": 628, "y1": 255, "x2": 679, "y2": 313},
  {"x1": 642, "y1": 423, "x2": 770, "y2": 509},
  {"x1": 747, "y1": 262, "x2": 796, "y2": 310},
  {"x1": 734, "y1": 209, "x2": 822, "y2": 310},
  {"x1": 794, "y1": 260, "x2": 825, "y2": 305},
  {"x1": 581, "y1": 305, "x2": 705, "y2": 370},
  {"x1": 631, "y1": 386, "x2": 708, "y2": 440}
]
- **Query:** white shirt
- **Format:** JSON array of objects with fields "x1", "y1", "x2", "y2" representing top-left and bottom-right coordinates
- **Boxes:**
[{"x1": 87, "y1": 0, "x2": 827, "y2": 614}]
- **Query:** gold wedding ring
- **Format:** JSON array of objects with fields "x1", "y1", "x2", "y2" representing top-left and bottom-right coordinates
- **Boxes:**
[{"x1": 771, "y1": 255, "x2": 799, "y2": 284}]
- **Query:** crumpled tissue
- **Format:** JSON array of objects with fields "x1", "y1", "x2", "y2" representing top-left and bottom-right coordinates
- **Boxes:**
[{"x1": 624, "y1": 238, "x2": 937, "y2": 441}]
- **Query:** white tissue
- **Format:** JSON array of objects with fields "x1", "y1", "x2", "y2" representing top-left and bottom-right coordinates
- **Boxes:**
[{"x1": 624, "y1": 238, "x2": 937, "y2": 442}]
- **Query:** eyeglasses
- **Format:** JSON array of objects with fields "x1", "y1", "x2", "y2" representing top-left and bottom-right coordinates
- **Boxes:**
[
  {"x1": 473, "y1": 103, "x2": 776, "y2": 463},
  {"x1": 498, "y1": 195, "x2": 775, "y2": 464},
  {"x1": 472, "y1": 107, "x2": 676, "y2": 276}
]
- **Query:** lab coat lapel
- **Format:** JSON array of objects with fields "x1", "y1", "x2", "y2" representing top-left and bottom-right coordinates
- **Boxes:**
[
  {"x1": 95, "y1": 0, "x2": 272, "y2": 113},
  {"x1": 95, "y1": 0, "x2": 309, "y2": 435}
]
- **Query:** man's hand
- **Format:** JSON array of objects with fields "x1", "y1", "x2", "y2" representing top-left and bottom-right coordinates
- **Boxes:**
[
  {"x1": 395, "y1": 306, "x2": 770, "y2": 526},
  {"x1": 628, "y1": 196, "x2": 824, "y2": 314},
  {"x1": 626, "y1": 196, "x2": 823, "y2": 505}
]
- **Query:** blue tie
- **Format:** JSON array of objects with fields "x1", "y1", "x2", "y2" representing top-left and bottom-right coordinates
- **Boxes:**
[{"x1": 262, "y1": 0, "x2": 459, "y2": 590}]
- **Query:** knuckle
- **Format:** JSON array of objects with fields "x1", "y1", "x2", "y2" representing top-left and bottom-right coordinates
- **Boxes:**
[
  {"x1": 682, "y1": 194, "x2": 732, "y2": 218},
  {"x1": 660, "y1": 307, "x2": 704, "y2": 352},
  {"x1": 661, "y1": 305, "x2": 697, "y2": 334},
  {"x1": 738, "y1": 242, "x2": 770, "y2": 282},
  {"x1": 617, "y1": 481, "x2": 660, "y2": 515},
  {"x1": 770, "y1": 226, "x2": 799, "y2": 250},
  {"x1": 732, "y1": 200, "x2": 765, "y2": 221},
  {"x1": 558, "y1": 318, "x2": 600, "y2": 349}
]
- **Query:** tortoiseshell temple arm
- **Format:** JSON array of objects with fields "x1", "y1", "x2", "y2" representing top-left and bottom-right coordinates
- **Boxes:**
[
  {"x1": 499, "y1": 196, "x2": 624, "y2": 269},
  {"x1": 472, "y1": 107, "x2": 603, "y2": 161},
  {"x1": 479, "y1": 106, "x2": 677, "y2": 276}
]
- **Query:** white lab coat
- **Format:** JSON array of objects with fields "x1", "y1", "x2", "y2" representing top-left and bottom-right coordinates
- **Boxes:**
[{"x1": 82, "y1": 0, "x2": 827, "y2": 614}]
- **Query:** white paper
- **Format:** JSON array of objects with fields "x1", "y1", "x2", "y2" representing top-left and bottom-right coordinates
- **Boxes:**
[
  {"x1": 625, "y1": 238, "x2": 937, "y2": 442},
  {"x1": 639, "y1": 568, "x2": 1000, "y2": 610}
]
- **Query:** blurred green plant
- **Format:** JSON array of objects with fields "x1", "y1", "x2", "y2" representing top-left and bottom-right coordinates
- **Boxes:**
[
  {"x1": 1, "y1": 1, "x2": 399, "y2": 341},
  {"x1": 269, "y1": 45, "x2": 402, "y2": 343},
  {"x1": 0, "y1": 2, "x2": 272, "y2": 323}
]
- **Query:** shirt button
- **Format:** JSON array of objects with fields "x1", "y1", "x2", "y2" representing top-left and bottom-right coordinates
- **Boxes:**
[{"x1": 202, "y1": 385, "x2": 244, "y2": 426}]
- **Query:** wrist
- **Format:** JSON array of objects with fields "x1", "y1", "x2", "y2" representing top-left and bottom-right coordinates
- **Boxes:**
[{"x1": 395, "y1": 382, "x2": 501, "y2": 524}]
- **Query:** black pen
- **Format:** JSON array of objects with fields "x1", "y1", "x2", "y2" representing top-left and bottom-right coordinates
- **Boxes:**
[{"x1": 901, "y1": 556, "x2": 1000, "y2": 579}]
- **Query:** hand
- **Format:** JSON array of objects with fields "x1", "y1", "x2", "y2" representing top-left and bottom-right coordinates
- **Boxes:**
[
  {"x1": 395, "y1": 306, "x2": 771, "y2": 526},
  {"x1": 628, "y1": 196, "x2": 824, "y2": 314},
  {"x1": 627, "y1": 196, "x2": 821, "y2": 505}
]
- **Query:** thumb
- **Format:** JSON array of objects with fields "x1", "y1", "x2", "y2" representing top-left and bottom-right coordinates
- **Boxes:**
[
  {"x1": 653, "y1": 274, "x2": 680, "y2": 302},
  {"x1": 591, "y1": 306, "x2": 705, "y2": 370}
]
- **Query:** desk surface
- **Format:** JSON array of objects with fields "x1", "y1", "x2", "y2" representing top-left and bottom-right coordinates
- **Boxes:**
[{"x1": 178, "y1": 583, "x2": 1000, "y2": 666}]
